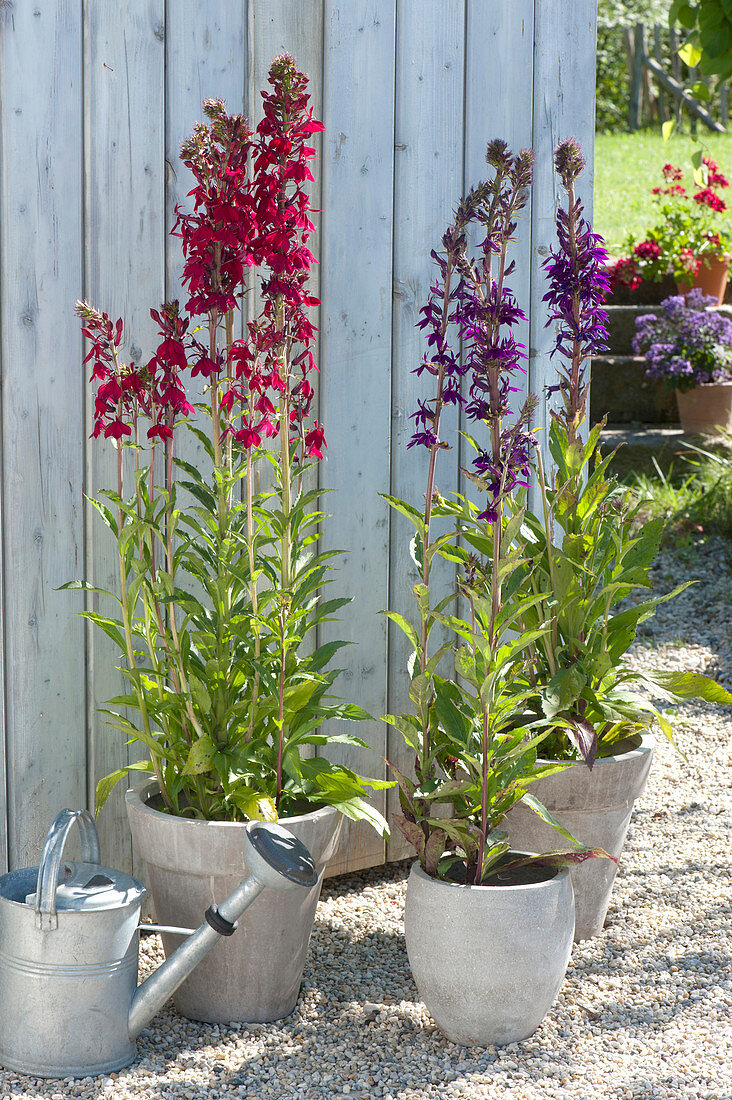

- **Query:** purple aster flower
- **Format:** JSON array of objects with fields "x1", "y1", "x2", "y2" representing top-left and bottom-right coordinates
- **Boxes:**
[{"x1": 633, "y1": 289, "x2": 732, "y2": 391}]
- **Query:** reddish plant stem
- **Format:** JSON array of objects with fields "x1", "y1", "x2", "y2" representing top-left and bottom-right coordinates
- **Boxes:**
[
  {"x1": 275, "y1": 604, "x2": 287, "y2": 807},
  {"x1": 419, "y1": 255, "x2": 454, "y2": 663}
]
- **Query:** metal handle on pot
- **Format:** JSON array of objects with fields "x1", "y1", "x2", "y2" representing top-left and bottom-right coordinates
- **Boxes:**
[{"x1": 35, "y1": 808, "x2": 102, "y2": 930}]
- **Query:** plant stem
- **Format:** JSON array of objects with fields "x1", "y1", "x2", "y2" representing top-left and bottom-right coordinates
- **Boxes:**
[
  {"x1": 276, "y1": 603, "x2": 286, "y2": 808},
  {"x1": 276, "y1": 295, "x2": 292, "y2": 592},
  {"x1": 417, "y1": 254, "x2": 454, "y2": 779},
  {"x1": 115, "y1": 438, "x2": 174, "y2": 812},
  {"x1": 245, "y1": 446, "x2": 260, "y2": 740}
]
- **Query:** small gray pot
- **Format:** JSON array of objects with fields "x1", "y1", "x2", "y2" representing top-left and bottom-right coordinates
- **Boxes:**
[
  {"x1": 404, "y1": 860, "x2": 574, "y2": 1047},
  {"x1": 126, "y1": 780, "x2": 342, "y2": 1023},
  {"x1": 503, "y1": 732, "x2": 654, "y2": 940}
]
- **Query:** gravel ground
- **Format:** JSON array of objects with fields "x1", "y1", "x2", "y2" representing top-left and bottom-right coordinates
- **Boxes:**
[{"x1": 2, "y1": 538, "x2": 731, "y2": 1099}]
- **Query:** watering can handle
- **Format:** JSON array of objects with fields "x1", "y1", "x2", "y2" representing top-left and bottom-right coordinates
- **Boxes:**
[{"x1": 35, "y1": 808, "x2": 102, "y2": 925}]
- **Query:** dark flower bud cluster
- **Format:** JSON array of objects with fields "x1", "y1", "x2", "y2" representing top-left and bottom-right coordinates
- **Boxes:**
[{"x1": 553, "y1": 137, "x2": 585, "y2": 189}]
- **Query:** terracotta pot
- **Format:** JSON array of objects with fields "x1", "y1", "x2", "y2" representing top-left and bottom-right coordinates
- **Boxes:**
[
  {"x1": 126, "y1": 780, "x2": 342, "y2": 1023},
  {"x1": 503, "y1": 733, "x2": 653, "y2": 940},
  {"x1": 404, "y1": 858, "x2": 574, "y2": 1046},
  {"x1": 677, "y1": 254, "x2": 730, "y2": 305},
  {"x1": 676, "y1": 381, "x2": 732, "y2": 434}
]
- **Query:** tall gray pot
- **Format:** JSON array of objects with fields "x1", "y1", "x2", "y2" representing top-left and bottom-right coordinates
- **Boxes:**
[
  {"x1": 405, "y1": 860, "x2": 574, "y2": 1046},
  {"x1": 126, "y1": 780, "x2": 342, "y2": 1023},
  {"x1": 503, "y1": 732, "x2": 653, "y2": 940}
]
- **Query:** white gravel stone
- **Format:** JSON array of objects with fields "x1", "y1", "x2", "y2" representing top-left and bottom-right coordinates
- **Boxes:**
[{"x1": 1, "y1": 537, "x2": 730, "y2": 1098}]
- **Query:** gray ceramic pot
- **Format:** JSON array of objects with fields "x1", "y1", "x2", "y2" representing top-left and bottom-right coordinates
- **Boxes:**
[
  {"x1": 126, "y1": 780, "x2": 342, "y2": 1023},
  {"x1": 503, "y1": 732, "x2": 654, "y2": 940},
  {"x1": 405, "y1": 860, "x2": 574, "y2": 1046}
]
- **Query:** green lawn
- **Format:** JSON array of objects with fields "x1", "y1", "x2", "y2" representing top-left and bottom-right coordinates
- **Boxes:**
[{"x1": 594, "y1": 130, "x2": 732, "y2": 256}]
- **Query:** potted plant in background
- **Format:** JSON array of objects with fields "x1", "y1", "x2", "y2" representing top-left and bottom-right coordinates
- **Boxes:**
[
  {"x1": 71, "y1": 57, "x2": 389, "y2": 1025},
  {"x1": 503, "y1": 143, "x2": 732, "y2": 940},
  {"x1": 633, "y1": 288, "x2": 732, "y2": 434},
  {"x1": 609, "y1": 158, "x2": 732, "y2": 305},
  {"x1": 382, "y1": 141, "x2": 612, "y2": 1047}
]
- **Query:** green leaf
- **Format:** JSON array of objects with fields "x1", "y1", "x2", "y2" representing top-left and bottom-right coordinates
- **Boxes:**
[
  {"x1": 520, "y1": 791, "x2": 580, "y2": 846},
  {"x1": 229, "y1": 788, "x2": 278, "y2": 822},
  {"x1": 326, "y1": 795, "x2": 391, "y2": 838},
  {"x1": 500, "y1": 847, "x2": 617, "y2": 873},
  {"x1": 182, "y1": 736, "x2": 218, "y2": 775},
  {"x1": 679, "y1": 41, "x2": 703, "y2": 66},
  {"x1": 648, "y1": 670, "x2": 732, "y2": 706},
  {"x1": 82, "y1": 612, "x2": 128, "y2": 653},
  {"x1": 381, "y1": 494, "x2": 426, "y2": 537},
  {"x1": 662, "y1": 119, "x2": 677, "y2": 142},
  {"x1": 382, "y1": 713, "x2": 421, "y2": 752},
  {"x1": 690, "y1": 79, "x2": 710, "y2": 100},
  {"x1": 382, "y1": 610, "x2": 419, "y2": 650},
  {"x1": 95, "y1": 760, "x2": 153, "y2": 815}
]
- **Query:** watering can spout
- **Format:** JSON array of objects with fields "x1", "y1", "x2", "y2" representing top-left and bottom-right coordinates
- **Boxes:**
[{"x1": 128, "y1": 822, "x2": 318, "y2": 1039}]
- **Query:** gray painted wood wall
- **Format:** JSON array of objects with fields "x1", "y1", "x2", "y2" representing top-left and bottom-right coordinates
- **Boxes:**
[{"x1": 0, "y1": 0, "x2": 597, "y2": 877}]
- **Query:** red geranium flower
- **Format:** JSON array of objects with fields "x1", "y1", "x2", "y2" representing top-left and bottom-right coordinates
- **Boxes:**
[{"x1": 694, "y1": 188, "x2": 727, "y2": 213}]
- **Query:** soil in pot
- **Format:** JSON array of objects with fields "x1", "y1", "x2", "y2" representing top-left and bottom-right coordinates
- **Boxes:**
[
  {"x1": 126, "y1": 780, "x2": 342, "y2": 1024},
  {"x1": 405, "y1": 857, "x2": 574, "y2": 1046},
  {"x1": 503, "y1": 732, "x2": 653, "y2": 940}
]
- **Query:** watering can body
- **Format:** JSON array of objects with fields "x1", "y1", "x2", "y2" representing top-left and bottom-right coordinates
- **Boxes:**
[
  {"x1": 0, "y1": 861, "x2": 143, "y2": 1076},
  {"x1": 0, "y1": 807, "x2": 317, "y2": 1078}
]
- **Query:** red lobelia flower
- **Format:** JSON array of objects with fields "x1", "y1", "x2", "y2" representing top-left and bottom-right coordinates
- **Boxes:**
[{"x1": 174, "y1": 100, "x2": 257, "y2": 317}]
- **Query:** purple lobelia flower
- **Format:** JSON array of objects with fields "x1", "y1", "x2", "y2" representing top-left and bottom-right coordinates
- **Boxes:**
[
  {"x1": 455, "y1": 146, "x2": 537, "y2": 523},
  {"x1": 542, "y1": 138, "x2": 609, "y2": 445}
]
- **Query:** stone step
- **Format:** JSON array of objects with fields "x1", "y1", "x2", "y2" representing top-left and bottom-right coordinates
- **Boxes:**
[
  {"x1": 606, "y1": 304, "x2": 732, "y2": 356},
  {"x1": 599, "y1": 424, "x2": 732, "y2": 481},
  {"x1": 590, "y1": 355, "x2": 677, "y2": 425}
]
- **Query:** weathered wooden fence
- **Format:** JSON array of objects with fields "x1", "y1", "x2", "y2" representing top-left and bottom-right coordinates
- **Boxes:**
[
  {"x1": 625, "y1": 20, "x2": 728, "y2": 133},
  {"x1": 0, "y1": 0, "x2": 597, "y2": 878}
]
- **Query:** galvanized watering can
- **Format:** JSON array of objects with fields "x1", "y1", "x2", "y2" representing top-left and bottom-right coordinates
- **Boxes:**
[{"x1": 0, "y1": 807, "x2": 318, "y2": 1078}]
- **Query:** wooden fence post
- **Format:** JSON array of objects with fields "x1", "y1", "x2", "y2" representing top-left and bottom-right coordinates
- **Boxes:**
[
  {"x1": 721, "y1": 82, "x2": 729, "y2": 128},
  {"x1": 669, "y1": 26, "x2": 684, "y2": 130},
  {"x1": 653, "y1": 23, "x2": 668, "y2": 123},
  {"x1": 629, "y1": 23, "x2": 645, "y2": 130}
]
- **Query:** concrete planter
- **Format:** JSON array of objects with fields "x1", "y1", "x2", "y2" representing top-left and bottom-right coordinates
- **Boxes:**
[
  {"x1": 405, "y1": 860, "x2": 574, "y2": 1046},
  {"x1": 126, "y1": 780, "x2": 342, "y2": 1023},
  {"x1": 676, "y1": 382, "x2": 732, "y2": 435},
  {"x1": 504, "y1": 733, "x2": 654, "y2": 940}
]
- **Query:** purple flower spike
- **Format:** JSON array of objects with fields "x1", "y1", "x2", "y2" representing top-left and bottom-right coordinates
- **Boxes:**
[{"x1": 542, "y1": 139, "x2": 610, "y2": 442}]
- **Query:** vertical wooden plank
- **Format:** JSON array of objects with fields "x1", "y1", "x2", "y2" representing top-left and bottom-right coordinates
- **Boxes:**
[
  {"x1": 0, "y1": 0, "x2": 85, "y2": 869},
  {"x1": 458, "y1": 1, "x2": 534, "y2": 547},
  {"x1": 529, "y1": 0, "x2": 597, "y2": 483},
  {"x1": 249, "y1": 0, "x2": 324, "y2": 449},
  {"x1": 165, "y1": 1, "x2": 248, "y2": 579},
  {"x1": 465, "y1": 0, "x2": 535, "y2": 412},
  {"x1": 249, "y1": 2, "x2": 324, "y2": 751},
  {"x1": 386, "y1": 0, "x2": 466, "y2": 861},
  {"x1": 166, "y1": 0, "x2": 248, "y2": 303},
  {"x1": 320, "y1": 0, "x2": 396, "y2": 874},
  {"x1": 166, "y1": 0, "x2": 248, "y2": 485},
  {"x1": 84, "y1": 0, "x2": 166, "y2": 873}
]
